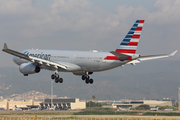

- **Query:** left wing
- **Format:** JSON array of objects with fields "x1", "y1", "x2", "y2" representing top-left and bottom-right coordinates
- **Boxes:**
[
  {"x1": 2, "y1": 43, "x2": 67, "y2": 70},
  {"x1": 128, "y1": 50, "x2": 178, "y2": 65}
]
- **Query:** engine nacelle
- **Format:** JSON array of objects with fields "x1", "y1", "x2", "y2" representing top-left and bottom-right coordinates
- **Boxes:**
[{"x1": 19, "y1": 63, "x2": 40, "y2": 75}]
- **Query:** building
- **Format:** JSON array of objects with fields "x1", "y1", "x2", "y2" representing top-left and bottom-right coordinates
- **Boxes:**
[
  {"x1": 0, "y1": 98, "x2": 86, "y2": 110},
  {"x1": 41, "y1": 98, "x2": 86, "y2": 110},
  {"x1": 112, "y1": 100, "x2": 172, "y2": 108},
  {"x1": 0, "y1": 99, "x2": 41, "y2": 110}
]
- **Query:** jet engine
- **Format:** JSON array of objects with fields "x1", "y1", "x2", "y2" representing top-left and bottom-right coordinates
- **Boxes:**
[{"x1": 19, "y1": 63, "x2": 40, "y2": 75}]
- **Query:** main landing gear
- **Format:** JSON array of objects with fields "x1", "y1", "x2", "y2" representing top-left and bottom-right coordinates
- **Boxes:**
[
  {"x1": 81, "y1": 75, "x2": 93, "y2": 84},
  {"x1": 51, "y1": 71, "x2": 93, "y2": 84},
  {"x1": 51, "y1": 73, "x2": 63, "y2": 83}
]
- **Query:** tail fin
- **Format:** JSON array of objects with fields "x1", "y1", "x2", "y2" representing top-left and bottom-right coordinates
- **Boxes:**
[{"x1": 115, "y1": 20, "x2": 145, "y2": 55}]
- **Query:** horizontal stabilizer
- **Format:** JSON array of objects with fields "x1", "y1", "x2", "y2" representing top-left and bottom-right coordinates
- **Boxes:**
[{"x1": 110, "y1": 51, "x2": 130, "y2": 61}]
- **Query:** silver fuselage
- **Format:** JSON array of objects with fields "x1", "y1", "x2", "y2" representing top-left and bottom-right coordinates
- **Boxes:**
[{"x1": 13, "y1": 49, "x2": 127, "y2": 73}]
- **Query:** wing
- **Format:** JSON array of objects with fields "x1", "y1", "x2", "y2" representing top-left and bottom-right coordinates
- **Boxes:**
[
  {"x1": 2, "y1": 43, "x2": 67, "y2": 70},
  {"x1": 128, "y1": 50, "x2": 178, "y2": 65}
]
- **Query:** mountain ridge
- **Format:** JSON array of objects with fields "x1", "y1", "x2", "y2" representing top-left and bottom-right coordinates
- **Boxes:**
[{"x1": 0, "y1": 60, "x2": 179, "y2": 100}]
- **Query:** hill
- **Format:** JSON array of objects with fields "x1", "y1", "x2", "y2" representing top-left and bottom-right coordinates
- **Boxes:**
[{"x1": 0, "y1": 60, "x2": 180, "y2": 100}]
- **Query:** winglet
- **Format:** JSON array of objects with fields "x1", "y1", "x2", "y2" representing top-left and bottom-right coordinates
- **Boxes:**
[
  {"x1": 3, "y1": 43, "x2": 8, "y2": 50},
  {"x1": 169, "y1": 50, "x2": 178, "y2": 56}
]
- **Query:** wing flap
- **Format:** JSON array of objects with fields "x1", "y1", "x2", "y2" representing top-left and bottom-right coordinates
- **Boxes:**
[{"x1": 29, "y1": 56, "x2": 67, "y2": 70}]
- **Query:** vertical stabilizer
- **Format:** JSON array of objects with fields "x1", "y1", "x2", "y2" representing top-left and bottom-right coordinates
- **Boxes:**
[{"x1": 115, "y1": 20, "x2": 145, "y2": 55}]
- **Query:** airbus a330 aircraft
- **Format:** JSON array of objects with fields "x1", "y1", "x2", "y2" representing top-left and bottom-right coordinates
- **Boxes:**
[
  {"x1": 150, "y1": 107, "x2": 159, "y2": 111},
  {"x1": 118, "y1": 107, "x2": 131, "y2": 111},
  {"x1": 2, "y1": 20, "x2": 177, "y2": 84}
]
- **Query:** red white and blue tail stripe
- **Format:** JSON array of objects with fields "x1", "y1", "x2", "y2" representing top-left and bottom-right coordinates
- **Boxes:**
[{"x1": 115, "y1": 20, "x2": 145, "y2": 55}]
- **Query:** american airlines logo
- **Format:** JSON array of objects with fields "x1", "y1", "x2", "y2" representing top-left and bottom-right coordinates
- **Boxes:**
[{"x1": 24, "y1": 51, "x2": 51, "y2": 60}]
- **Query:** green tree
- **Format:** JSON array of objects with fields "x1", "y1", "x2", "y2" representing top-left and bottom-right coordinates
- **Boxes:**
[
  {"x1": 135, "y1": 104, "x2": 150, "y2": 110},
  {"x1": 92, "y1": 95, "x2": 96, "y2": 101},
  {"x1": 86, "y1": 101, "x2": 102, "y2": 107}
]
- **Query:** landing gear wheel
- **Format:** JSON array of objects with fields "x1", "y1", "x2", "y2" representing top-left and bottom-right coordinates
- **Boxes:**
[
  {"x1": 89, "y1": 79, "x2": 93, "y2": 84},
  {"x1": 55, "y1": 77, "x2": 59, "y2": 83},
  {"x1": 82, "y1": 75, "x2": 86, "y2": 80},
  {"x1": 51, "y1": 74, "x2": 56, "y2": 79},
  {"x1": 59, "y1": 78, "x2": 63, "y2": 83},
  {"x1": 85, "y1": 79, "x2": 89, "y2": 84},
  {"x1": 55, "y1": 74, "x2": 59, "y2": 79},
  {"x1": 55, "y1": 79, "x2": 58, "y2": 83},
  {"x1": 86, "y1": 76, "x2": 90, "y2": 80},
  {"x1": 51, "y1": 71, "x2": 64, "y2": 83}
]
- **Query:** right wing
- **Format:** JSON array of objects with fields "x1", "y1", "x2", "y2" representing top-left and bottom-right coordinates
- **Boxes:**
[
  {"x1": 2, "y1": 43, "x2": 67, "y2": 70},
  {"x1": 128, "y1": 50, "x2": 178, "y2": 65}
]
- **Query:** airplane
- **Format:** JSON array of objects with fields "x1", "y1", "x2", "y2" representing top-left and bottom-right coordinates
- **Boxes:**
[
  {"x1": 150, "y1": 107, "x2": 159, "y2": 111},
  {"x1": 0, "y1": 108, "x2": 5, "y2": 111},
  {"x1": 31, "y1": 106, "x2": 40, "y2": 111},
  {"x1": 46, "y1": 105, "x2": 56, "y2": 111},
  {"x1": 2, "y1": 20, "x2": 177, "y2": 84},
  {"x1": 118, "y1": 107, "x2": 131, "y2": 111},
  {"x1": 14, "y1": 105, "x2": 22, "y2": 111},
  {"x1": 164, "y1": 107, "x2": 174, "y2": 111}
]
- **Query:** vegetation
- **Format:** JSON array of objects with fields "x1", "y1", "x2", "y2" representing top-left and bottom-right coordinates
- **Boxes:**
[
  {"x1": 73, "y1": 110, "x2": 139, "y2": 115},
  {"x1": 143, "y1": 112, "x2": 180, "y2": 116},
  {"x1": 0, "y1": 111, "x2": 75, "y2": 115},
  {"x1": 1, "y1": 116, "x2": 180, "y2": 120},
  {"x1": 92, "y1": 95, "x2": 96, "y2": 101},
  {"x1": 86, "y1": 101, "x2": 102, "y2": 107},
  {"x1": 134, "y1": 104, "x2": 150, "y2": 110},
  {"x1": 1, "y1": 110, "x2": 180, "y2": 116}
]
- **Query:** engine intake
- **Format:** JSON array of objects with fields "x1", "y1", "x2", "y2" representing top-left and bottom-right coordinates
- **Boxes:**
[{"x1": 19, "y1": 63, "x2": 40, "y2": 75}]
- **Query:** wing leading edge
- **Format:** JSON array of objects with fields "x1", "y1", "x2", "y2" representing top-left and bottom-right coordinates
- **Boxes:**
[{"x1": 2, "y1": 43, "x2": 67, "y2": 70}]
